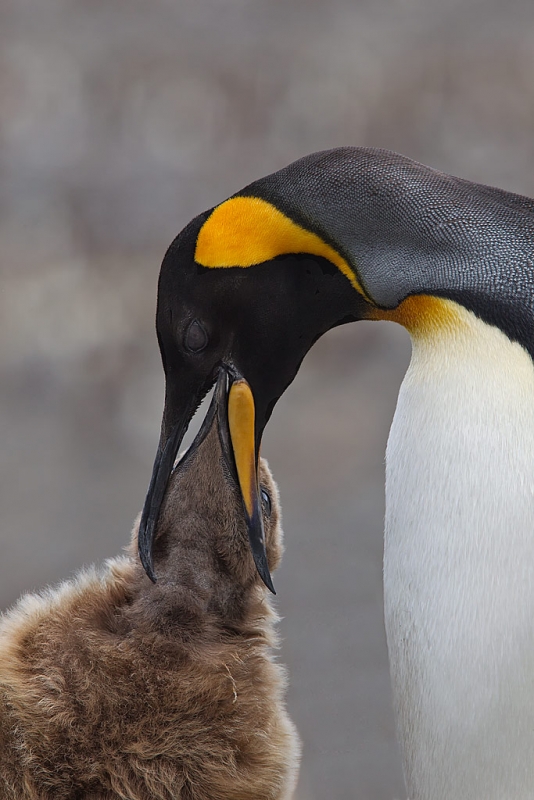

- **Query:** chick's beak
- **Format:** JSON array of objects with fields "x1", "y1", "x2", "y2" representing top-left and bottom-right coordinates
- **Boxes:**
[{"x1": 138, "y1": 370, "x2": 274, "y2": 593}]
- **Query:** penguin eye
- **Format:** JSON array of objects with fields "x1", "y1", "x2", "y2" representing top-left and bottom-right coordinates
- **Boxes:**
[
  {"x1": 260, "y1": 488, "x2": 272, "y2": 516},
  {"x1": 184, "y1": 319, "x2": 208, "y2": 353}
]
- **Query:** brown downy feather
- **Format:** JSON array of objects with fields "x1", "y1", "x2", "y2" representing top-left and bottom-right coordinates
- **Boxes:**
[{"x1": 0, "y1": 415, "x2": 300, "y2": 800}]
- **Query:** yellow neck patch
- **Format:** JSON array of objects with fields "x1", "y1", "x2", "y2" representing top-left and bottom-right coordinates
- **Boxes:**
[
  {"x1": 195, "y1": 195, "x2": 370, "y2": 300},
  {"x1": 368, "y1": 294, "x2": 467, "y2": 337}
]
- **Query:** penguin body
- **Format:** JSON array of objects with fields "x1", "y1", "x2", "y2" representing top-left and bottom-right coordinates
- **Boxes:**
[
  {"x1": 385, "y1": 300, "x2": 534, "y2": 799},
  {"x1": 138, "y1": 148, "x2": 534, "y2": 798}
]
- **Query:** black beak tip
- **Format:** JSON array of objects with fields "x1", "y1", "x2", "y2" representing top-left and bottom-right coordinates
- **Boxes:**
[
  {"x1": 138, "y1": 510, "x2": 158, "y2": 583},
  {"x1": 139, "y1": 553, "x2": 157, "y2": 584},
  {"x1": 247, "y1": 518, "x2": 276, "y2": 594},
  {"x1": 258, "y1": 561, "x2": 276, "y2": 595}
]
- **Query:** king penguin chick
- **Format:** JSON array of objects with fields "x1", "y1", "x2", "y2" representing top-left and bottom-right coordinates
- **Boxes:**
[{"x1": 0, "y1": 401, "x2": 300, "y2": 800}]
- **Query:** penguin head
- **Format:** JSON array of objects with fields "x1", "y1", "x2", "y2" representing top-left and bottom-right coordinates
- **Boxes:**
[{"x1": 139, "y1": 199, "x2": 370, "y2": 590}]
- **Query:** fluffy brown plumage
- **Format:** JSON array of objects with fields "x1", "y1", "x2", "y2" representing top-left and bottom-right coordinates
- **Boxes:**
[{"x1": 0, "y1": 416, "x2": 300, "y2": 799}]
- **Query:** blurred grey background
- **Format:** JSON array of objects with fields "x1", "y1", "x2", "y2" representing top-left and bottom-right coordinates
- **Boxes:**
[{"x1": 2, "y1": 1, "x2": 534, "y2": 797}]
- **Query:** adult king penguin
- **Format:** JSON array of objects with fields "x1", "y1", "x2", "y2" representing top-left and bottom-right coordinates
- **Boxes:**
[{"x1": 139, "y1": 148, "x2": 534, "y2": 800}]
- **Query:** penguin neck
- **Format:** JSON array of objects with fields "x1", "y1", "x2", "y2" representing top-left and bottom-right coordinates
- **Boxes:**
[{"x1": 384, "y1": 299, "x2": 534, "y2": 800}]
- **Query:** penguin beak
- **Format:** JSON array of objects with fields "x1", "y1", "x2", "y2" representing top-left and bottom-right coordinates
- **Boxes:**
[
  {"x1": 138, "y1": 368, "x2": 275, "y2": 593},
  {"x1": 225, "y1": 378, "x2": 275, "y2": 593}
]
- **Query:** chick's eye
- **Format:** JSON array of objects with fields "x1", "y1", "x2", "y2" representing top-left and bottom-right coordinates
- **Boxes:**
[
  {"x1": 261, "y1": 488, "x2": 271, "y2": 516},
  {"x1": 184, "y1": 319, "x2": 208, "y2": 353}
]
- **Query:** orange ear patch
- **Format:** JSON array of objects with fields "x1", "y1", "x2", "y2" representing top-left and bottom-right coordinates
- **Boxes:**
[{"x1": 195, "y1": 195, "x2": 370, "y2": 299}]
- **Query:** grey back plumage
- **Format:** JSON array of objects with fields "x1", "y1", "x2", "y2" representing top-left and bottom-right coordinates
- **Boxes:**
[{"x1": 241, "y1": 148, "x2": 534, "y2": 352}]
